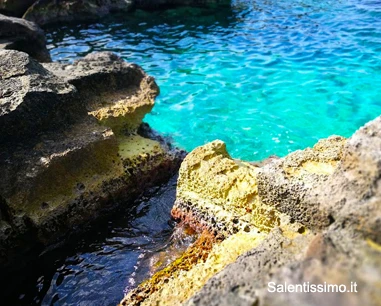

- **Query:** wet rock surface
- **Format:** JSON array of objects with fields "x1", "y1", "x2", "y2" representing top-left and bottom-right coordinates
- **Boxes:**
[
  {"x1": 122, "y1": 116, "x2": 381, "y2": 306},
  {"x1": 0, "y1": 50, "x2": 184, "y2": 271},
  {"x1": 0, "y1": 13, "x2": 51, "y2": 62}
]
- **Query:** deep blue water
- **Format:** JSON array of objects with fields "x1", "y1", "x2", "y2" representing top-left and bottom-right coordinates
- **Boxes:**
[{"x1": 46, "y1": 0, "x2": 381, "y2": 160}]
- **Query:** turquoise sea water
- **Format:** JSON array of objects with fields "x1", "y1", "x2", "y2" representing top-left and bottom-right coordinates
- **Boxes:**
[
  {"x1": 3, "y1": 2, "x2": 380, "y2": 305},
  {"x1": 46, "y1": 0, "x2": 381, "y2": 160}
]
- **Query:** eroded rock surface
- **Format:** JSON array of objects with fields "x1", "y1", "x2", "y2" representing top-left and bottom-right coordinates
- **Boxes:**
[
  {"x1": 121, "y1": 116, "x2": 381, "y2": 306},
  {"x1": 0, "y1": 13, "x2": 51, "y2": 62},
  {"x1": 0, "y1": 50, "x2": 183, "y2": 269},
  {"x1": 43, "y1": 52, "x2": 159, "y2": 133}
]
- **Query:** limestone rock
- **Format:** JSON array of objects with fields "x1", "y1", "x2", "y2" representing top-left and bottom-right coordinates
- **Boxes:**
[
  {"x1": 125, "y1": 116, "x2": 381, "y2": 306},
  {"x1": 122, "y1": 140, "x2": 311, "y2": 305},
  {"x1": 317, "y1": 116, "x2": 381, "y2": 243},
  {"x1": 23, "y1": 0, "x2": 134, "y2": 26},
  {"x1": 0, "y1": 14, "x2": 51, "y2": 62},
  {"x1": 0, "y1": 49, "x2": 77, "y2": 144},
  {"x1": 172, "y1": 140, "x2": 311, "y2": 238},
  {"x1": 257, "y1": 136, "x2": 346, "y2": 229},
  {"x1": 0, "y1": 50, "x2": 183, "y2": 269},
  {"x1": 43, "y1": 51, "x2": 159, "y2": 134},
  {"x1": 185, "y1": 227, "x2": 381, "y2": 306},
  {"x1": 0, "y1": 0, "x2": 35, "y2": 17}
]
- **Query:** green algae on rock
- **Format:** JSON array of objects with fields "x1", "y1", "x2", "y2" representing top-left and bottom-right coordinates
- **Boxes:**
[{"x1": 0, "y1": 50, "x2": 183, "y2": 268}]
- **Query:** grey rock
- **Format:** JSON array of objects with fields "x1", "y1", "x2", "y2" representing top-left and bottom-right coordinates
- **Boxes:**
[
  {"x1": 0, "y1": 50, "x2": 183, "y2": 271},
  {"x1": 0, "y1": 13, "x2": 51, "y2": 62},
  {"x1": 23, "y1": 0, "x2": 134, "y2": 26},
  {"x1": 0, "y1": 49, "x2": 78, "y2": 144},
  {"x1": 185, "y1": 116, "x2": 381, "y2": 306}
]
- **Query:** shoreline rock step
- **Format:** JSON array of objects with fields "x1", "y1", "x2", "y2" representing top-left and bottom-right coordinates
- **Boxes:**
[
  {"x1": 121, "y1": 116, "x2": 381, "y2": 306},
  {"x1": 0, "y1": 50, "x2": 184, "y2": 271}
]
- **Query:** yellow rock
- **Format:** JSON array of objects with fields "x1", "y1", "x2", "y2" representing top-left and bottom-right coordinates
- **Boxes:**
[
  {"x1": 120, "y1": 230, "x2": 266, "y2": 306},
  {"x1": 122, "y1": 136, "x2": 348, "y2": 306}
]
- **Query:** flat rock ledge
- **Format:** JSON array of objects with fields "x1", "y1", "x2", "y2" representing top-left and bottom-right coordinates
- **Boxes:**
[
  {"x1": 0, "y1": 50, "x2": 184, "y2": 269},
  {"x1": 121, "y1": 116, "x2": 381, "y2": 306}
]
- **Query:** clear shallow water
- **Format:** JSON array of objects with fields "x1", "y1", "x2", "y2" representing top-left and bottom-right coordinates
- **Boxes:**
[{"x1": 46, "y1": 0, "x2": 381, "y2": 160}]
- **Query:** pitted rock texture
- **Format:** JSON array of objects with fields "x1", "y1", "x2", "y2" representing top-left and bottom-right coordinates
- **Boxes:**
[
  {"x1": 172, "y1": 140, "x2": 321, "y2": 238},
  {"x1": 125, "y1": 116, "x2": 381, "y2": 306},
  {"x1": 0, "y1": 50, "x2": 183, "y2": 270},
  {"x1": 0, "y1": 13, "x2": 51, "y2": 62},
  {"x1": 43, "y1": 52, "x2": 159, "y2": 134},
  {"x1": 0, "y1": 49, "x2": 76, "y2": 144},
  {"x1": 184, "y1": 228, "x2": 314, "y2": 306},
  {"x1": 257, "y1": 136, "x2": 346, "y2": 229},
  {"x1": 185, "y1": 227, "x2": 381, "y2": 306},
  {"x1": 120, "y1": 229, "x2": 268, "y2": 306}
]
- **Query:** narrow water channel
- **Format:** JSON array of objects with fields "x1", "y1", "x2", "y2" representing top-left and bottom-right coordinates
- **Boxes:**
[{"x1": 1, "y1": 176, "x2": 196, "y2": 306}]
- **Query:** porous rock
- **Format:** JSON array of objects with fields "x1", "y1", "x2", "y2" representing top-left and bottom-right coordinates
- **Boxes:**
[
  {"x1": 0, "y1": 50, "x2": 183, "y2": 269},
  {"x1": 43, "y1": 51, "x2": 159, "y2": 133},
  {"x1": 0, "y1": 13, "x2": 51, "y2": 62},
  {"x1": 123, "y1": 116, "x2": 381, "y2": 306}
]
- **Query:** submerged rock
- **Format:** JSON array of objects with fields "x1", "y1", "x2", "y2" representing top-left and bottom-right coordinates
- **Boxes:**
[
  {"x1": 0, "y1": 13, "x2": 51, "y2": 62},
  {"x1": 121, "y1": 116, "x2": 381, "y2": 306},
  {"x1": 0, "y1": 50, "x2": 183, "y2": 269}
]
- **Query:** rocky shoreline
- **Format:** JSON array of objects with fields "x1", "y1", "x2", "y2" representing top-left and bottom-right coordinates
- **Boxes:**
[
  {"x1": 0, "y1": 49, "x2": 184, "y2": 272},
  {"x1": 1, "y1": 0, "x2": 230, "y2": 25},
  {"x1": 121, "y1": 118, "x2": 381, "y2": 306},
  {"x1": 0, "y1": 4, "x2": 380, "y2": 306}
]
